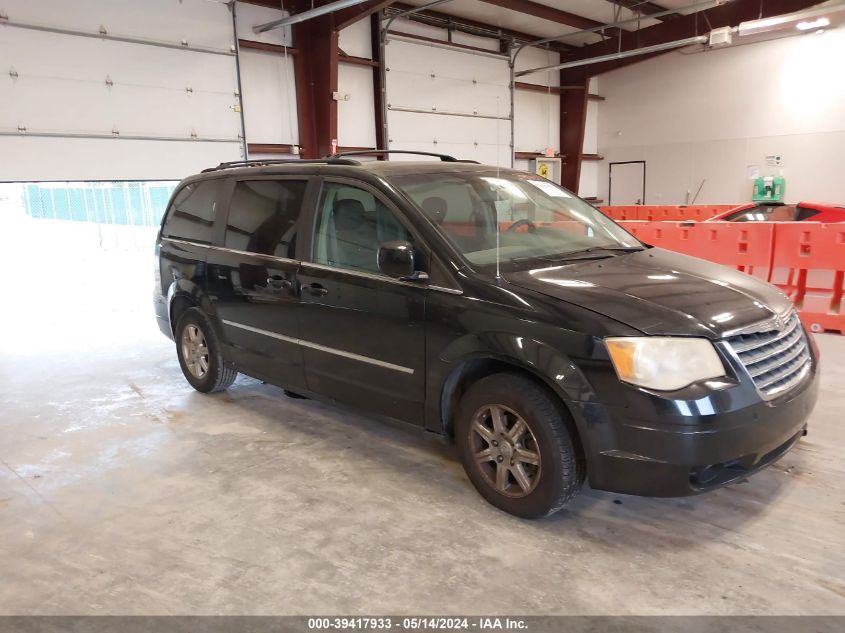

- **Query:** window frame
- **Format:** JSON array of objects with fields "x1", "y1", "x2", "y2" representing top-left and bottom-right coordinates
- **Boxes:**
[{"x1": 300, "y1": 176, "x2": 430, "y2": 279}]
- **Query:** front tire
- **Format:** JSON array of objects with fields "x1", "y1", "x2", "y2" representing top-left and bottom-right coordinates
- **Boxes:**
[
  {"x1": 175, "y1": 307, "x2": 237, "y2": 393},
  {"x1": 455, "y1": 373, "x2": 585, "y2": 518}
]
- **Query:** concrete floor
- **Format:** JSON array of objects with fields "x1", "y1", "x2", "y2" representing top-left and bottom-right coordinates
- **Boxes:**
[{"x1": 1, "y1": 305, "x2": 844, "y2": 616}]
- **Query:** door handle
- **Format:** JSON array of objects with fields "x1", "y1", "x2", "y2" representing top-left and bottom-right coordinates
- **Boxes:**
[
  {"x1": 302, "y1": 283, "x2": 328, "y2": 297},
  {"x1": 267, "y1": 276, "x2": 293, "y2": 290}
]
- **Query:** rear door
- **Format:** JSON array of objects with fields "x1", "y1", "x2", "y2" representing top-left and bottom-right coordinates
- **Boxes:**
[
  {"x1": 205, "y1": 176, "x2": 313, "y2": 389},
  {"x1": 295, "y1": 177, "x2": 427, "y2": 425}
]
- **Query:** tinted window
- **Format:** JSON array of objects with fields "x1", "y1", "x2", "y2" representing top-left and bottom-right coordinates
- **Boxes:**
[
  {"x1": 313, "y1": 182, "x2": 411, "y2": 273},
  {"x1": 163, "y1": 180, "x2": 219, "y2": 242},
  {"x1": 725, "y1": 205, "x2": 796, "y2": 222},
  {"x1": 225, "y1": 180, "x2": 307, "y2": 258},
  {"x1": 795, "y1": 205, "x2": 820, "y2": 221}
]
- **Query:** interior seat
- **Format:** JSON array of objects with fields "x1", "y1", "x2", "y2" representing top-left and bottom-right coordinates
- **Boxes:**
[{"x1": 332, "y1": 199, "x2": 378, "y2": 271}]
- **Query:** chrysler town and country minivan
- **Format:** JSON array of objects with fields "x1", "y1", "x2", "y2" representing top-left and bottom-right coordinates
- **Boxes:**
[{"x1": 154, "y1": 151, "x2": 819, "y2": 518}]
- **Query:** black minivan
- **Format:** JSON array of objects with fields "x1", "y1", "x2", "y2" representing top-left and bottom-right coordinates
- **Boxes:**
[{"x1": 154, "y1": 151, "x2": 819, "y2": 518}]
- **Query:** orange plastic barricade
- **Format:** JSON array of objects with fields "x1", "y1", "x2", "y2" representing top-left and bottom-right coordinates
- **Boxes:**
[
  {"x1": 617, "y1": 221, "x2": 659, "y2": 244},
  {"x1": 618, "y1": 221, "x2": 775, "y2": 281},
  {"x1": 600, "y1": 206, "x2": 639, "y2": 221},
  {"x1": 688, "y1": 222, "x2": 776, "y2": 280},
  {"x1": 771, "y1": 223, "x2": 845, "y2": 334},
  {"x1": 604, "y1": 205, "x2": 737, "y2": 222}
]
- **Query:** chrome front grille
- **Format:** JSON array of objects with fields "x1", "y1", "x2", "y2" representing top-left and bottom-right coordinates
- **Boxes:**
[{"x1": 725, "y1": 311, "x2": 811, "y2": 399}]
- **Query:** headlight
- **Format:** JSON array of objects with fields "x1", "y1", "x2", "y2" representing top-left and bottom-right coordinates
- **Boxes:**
[{"x1": 605, "y1": 337, "x2": 726, "y2": 391}]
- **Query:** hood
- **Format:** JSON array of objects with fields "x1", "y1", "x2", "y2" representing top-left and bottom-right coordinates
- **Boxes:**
[{"x1": 502, "y1": 248, "x2": 792, "y2": 339}]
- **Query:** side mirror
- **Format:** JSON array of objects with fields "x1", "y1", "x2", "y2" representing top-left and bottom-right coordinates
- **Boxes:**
[{"x1": 377, "y1": 240, "x2": 427, "y2": 281}]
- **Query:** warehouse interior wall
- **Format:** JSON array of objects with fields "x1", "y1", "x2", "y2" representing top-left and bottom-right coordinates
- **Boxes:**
[
  {"x1": 337, "y1": 18, "x2": 378, "y2": 150},
  {"x1": 594, "y1": 28, "x2": 845, "y2": 205},
  {"x1": 235, "y1": 2, "x2": 299, "y2": 154}
]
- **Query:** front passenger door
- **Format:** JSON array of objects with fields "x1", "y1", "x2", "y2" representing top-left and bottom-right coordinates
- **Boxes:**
[{"x1": 296, "y1": 179, "x2": 427, "y2": 425}]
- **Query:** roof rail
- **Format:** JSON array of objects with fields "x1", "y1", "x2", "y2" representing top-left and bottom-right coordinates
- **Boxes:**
[
  {"x1": 201, "y1": 157, "x2": 360, "y2": 173},
  {"x1": 327, "y1": 150, "x2": 460, "y2": 162}
]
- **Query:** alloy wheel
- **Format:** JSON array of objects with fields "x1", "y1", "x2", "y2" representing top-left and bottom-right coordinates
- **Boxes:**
[
  {"x1": 468, "y1": 405, "x2": 542, "y2": 498},
  {"x1": 181, "y1": 324, "x2": 209, "y2": 379}
]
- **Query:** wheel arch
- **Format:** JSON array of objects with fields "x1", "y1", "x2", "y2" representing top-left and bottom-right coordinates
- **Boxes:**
[
  {"x1": 436, "y1": 338, "x2": 597, "y2": 457},
  {"x1": 165, "y1": 279, "x2": 222, "y2": 340}
]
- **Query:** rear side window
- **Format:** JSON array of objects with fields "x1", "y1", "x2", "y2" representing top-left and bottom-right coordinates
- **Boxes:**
[
  {"x1": 162, "y1": 180, "x2": 219, "y2": 243},
  {"x1": 224, "y1": 180, "x2": 307, "y2": 258}
]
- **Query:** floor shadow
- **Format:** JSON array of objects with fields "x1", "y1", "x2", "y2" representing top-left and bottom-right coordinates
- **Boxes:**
[{"x1": 182, "y1": 374, "x2": 806, "y2": 550}]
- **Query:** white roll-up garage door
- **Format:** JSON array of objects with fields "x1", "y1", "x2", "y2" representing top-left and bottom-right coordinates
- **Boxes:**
[
  {"x1": 384, "y1": 33, "x2": 511, "y2": 165},
  {"x1": 0, "y1": 0, "x2": 244, "y2": 181}
]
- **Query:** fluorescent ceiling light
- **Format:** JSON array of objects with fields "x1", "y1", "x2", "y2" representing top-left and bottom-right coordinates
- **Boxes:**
[
  {"x1": 796, "y1": 17, "x2": 831, "y2": 30},
  {"x1": 738, "y1": 3, "x2": 844, "y2": 36}
]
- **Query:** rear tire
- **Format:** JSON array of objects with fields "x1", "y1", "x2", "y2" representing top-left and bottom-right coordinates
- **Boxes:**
[
  {"x1": 455, "y1": 373, "x2": 585, "y2": 518},
  {"x1": 175, "y1": 307, "x2": 237, "y2": 393}
]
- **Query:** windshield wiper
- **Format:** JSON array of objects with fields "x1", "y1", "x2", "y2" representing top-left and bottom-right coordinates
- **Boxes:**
[
  {"x1": 506, "y1": 246, "x2": 644, "y2": 267},
  {"x1": 554, "y1": 245, "x2": 645, "y2": 261}
]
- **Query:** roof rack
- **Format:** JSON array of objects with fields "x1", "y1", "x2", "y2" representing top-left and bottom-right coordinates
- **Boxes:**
[
  {"x1": 327, "y1": 150, "x2": 461, "y2": 162},
  {"x1": 201, "y1": 157, "x2": 360, "y2": 173}
]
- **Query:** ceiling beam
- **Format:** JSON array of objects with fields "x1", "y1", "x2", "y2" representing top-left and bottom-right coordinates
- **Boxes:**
[
  {"x1": 605, "y1": 0, "x2": 676, "y2": 22},
  {"x1": 389, "y1": 2, "x2": 574, "y2": 52},
  {"x1": 334, "y1": 0, "x2": 397, "y2": 31},
  {"x1": 475, "y1": 0, "x2": 608, "y2": 31},
  {"x1": 562, "y1": 0, "x2": 825, "y2": 78}
]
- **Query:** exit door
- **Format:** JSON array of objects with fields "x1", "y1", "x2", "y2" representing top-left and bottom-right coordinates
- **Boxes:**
[{"x1": 609, "y1": 161, "x2": 646, "y2": 205}]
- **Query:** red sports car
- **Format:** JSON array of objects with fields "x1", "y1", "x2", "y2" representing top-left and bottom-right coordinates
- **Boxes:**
[{"x1": 707, "y1": 201, "x2": 845, "y2": 223}]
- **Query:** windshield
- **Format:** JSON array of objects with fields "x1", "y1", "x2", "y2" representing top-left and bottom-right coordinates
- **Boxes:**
[{"x1": 390, "y1": 171, "x2": 642, "y2": 271}]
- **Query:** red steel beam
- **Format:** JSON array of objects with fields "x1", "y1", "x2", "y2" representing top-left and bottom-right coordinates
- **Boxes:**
[
  {"x1": 559, "y1": 75, "x2": 590, "y2": 192},
  {"x1": 292, "y1": 12, "x2": 338, "y2": 159},
  {"x1": 562, "y1": 0, "x2": 824, "y2": 78},
  {"x1": 371, "y1": 12, "x2": 386, "y2": 150},
  {"x1": 335, "y1": 0, "x2": 397, "y2": 31}
]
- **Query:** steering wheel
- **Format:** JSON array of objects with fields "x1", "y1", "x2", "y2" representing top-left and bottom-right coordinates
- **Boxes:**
[{"x1": 506, "y1": 218, "x2": 537, "y2": 233}]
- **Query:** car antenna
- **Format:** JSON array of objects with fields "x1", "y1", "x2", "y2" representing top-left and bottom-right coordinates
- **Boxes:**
[{"x1": 495, "y1": 95, "x2": 502, "y2": 282}]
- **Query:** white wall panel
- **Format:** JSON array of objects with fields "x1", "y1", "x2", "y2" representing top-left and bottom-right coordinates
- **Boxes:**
[
  {"x1": 514, "y1": 48, "x2": 560, "y2": 88},
  {"x1": 513, "y1": 91, "x2": 559, "y2": 155},
  {"x1": 597, "y1": 30, "x2": 845, "y2": 204},
  {"x1": 339, "y1": 19, "x2": 372, "y2": 59},
  {"x1": 239, "y1": 49, "x2": 298, "y2": 146},
  {"x1": 338, "y1": 65, "x2": 377, "y2": 149},
  {"x1": 578, "y1": 162, "x2": 598, "y2": 199},
  {"x1": 235, "y1": 2, "x2": 293, "y2": 47},
  {"x1": 513, "y1": 49, "x2": 561, "y2": 168},
  {"x1": 385, "y1": 36, "x2": 510, "y2": 166}
]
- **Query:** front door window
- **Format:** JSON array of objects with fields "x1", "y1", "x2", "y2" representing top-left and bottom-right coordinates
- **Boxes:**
[{"x1": 313, "y1": 182, "x2": 411, "y2": 274}]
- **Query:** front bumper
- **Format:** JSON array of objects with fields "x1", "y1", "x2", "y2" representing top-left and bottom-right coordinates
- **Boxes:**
[{"x1": 570, "y1": 347, "x2": 819, "y2": 497}]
